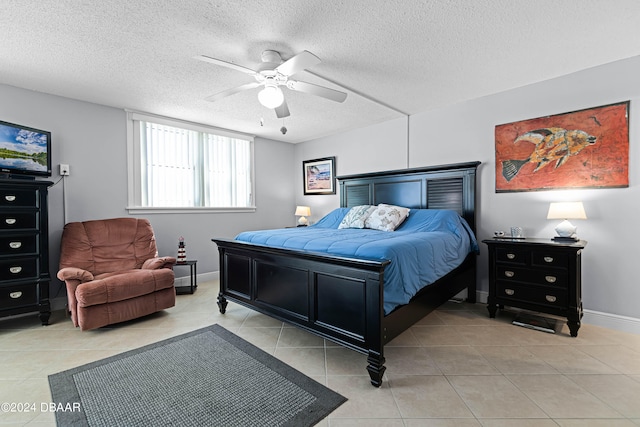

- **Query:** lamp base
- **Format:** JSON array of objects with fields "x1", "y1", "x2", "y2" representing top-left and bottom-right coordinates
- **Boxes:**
[{"x1": 554, "y1": 219, "x2": 577, "y2": 238}]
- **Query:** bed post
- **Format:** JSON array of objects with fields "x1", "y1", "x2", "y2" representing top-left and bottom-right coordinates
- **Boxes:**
[
  {"x1": 367, "y1": 352, "x2": 386, "y2": 387},
  {"x1": 217, "y1": 293, "x2": 228, "y2": 314}
]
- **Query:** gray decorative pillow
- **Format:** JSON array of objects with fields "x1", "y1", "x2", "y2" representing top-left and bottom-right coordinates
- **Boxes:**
[
  {"x1": 365, "y1": 204, "x2": 410, "y2": 231},
  {"x1": 338, "y1": 205, "x2": 376, "y2": 229}
]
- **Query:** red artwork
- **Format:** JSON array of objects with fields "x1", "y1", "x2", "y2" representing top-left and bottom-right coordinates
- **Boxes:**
[{"x1": 495, "y1": 101, "x2": 629, "y2": 192}]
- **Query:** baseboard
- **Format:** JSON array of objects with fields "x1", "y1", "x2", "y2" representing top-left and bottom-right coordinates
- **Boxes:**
[
  {"x1": 476, "y1": 290, "x2": 488, "y2": 304},
  {"x1": 582, "y1": 309, "x2": 640, "y2": 335},
  {"x1": 474, "y1": 290, "x2": 640, "y2": 335},
  {"x1": 174, "y1": 270, "x2": 219, "y2": 288},
  {"x1": 51, "y1": 296, "x2": 68, "y2": 311}
]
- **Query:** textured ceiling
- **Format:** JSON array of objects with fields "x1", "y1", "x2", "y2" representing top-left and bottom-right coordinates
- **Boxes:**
[{"x1": 2, "y1": 0, "x2": 640, "y2": 143}]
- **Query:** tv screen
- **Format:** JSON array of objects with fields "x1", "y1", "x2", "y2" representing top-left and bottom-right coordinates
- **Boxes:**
[{"x1": 0, "y1": 120, "x2": 52, "y2": 178}]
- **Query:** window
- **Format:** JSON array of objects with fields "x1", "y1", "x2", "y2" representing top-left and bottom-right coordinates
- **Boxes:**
[{"x1": 127, "y1": 112, "x2": 255, "y2": 213}]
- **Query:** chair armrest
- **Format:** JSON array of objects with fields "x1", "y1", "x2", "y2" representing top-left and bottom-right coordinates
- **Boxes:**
[
  {"x1": 57, "y1": 267, "x2": 95, "y2": 328},
  {"x1": 142, "y1": 256, "x2": 177, "y2": 270},
  {"x1": 57, "y1": 267, "x2": 94, "y2": 283}
]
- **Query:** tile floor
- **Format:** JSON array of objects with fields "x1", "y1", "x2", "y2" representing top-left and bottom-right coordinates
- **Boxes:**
[{"x1": 1, "y1": 280, "x2": 640, "y2": 426}]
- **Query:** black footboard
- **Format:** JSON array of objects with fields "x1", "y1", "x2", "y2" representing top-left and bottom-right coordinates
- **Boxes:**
[{"x1": 213, "y1": 238, "x2": 390, "y2": 386}]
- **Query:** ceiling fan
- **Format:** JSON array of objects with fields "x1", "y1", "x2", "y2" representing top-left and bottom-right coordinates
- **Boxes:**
[{"x1": 195, "y1": 50, "x2": 347, "y2": 118}]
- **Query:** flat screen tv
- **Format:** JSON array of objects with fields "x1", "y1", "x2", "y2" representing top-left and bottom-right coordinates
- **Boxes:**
[{"x1": 0, "y1": 120, "x2": 52, "y2": 178}]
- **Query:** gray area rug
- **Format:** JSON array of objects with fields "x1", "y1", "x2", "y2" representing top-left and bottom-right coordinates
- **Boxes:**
[{"x1": 49, "y1": 324, "x2": 346, "y2": 426}]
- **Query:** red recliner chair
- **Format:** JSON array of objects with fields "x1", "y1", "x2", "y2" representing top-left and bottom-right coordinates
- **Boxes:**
[{"x1": 57, "y1": 218, "x2": 176, "y2": 331}]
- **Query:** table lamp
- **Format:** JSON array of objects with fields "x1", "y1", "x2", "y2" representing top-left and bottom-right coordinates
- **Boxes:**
[
  {"x1": 547, "y1": 202, "x2": 587, "y2": 241},
  {"x1": 295, "y1": 206, "x2": 311, "y2": 226}
]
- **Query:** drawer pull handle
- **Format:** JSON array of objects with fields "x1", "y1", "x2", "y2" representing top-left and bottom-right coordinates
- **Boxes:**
[
  {"x1": 544, "y1": 256, "x2": 554, "y2": 263},
  {"x1": 9, "y1": 291, "x2": 23, "y2": 299},
  {"x1": 5, "y1": 218, "x2": 16, "y2": 225},
  {"x1": 545, "y1": 295, "x2": 557, "y2": 303},
  {"x1": 507, "y1": 253, "x2": 516, "y2": 259},
  {"x1": 504, "y1": 289, "x2": 515, "y2": 296},
  {"x1": 545, "y1": 276, "x2": 557, "y2": 283},
  {"x1": 9, "y1": 266, "x2": 22, "y2": 274},
  {"x1": 504, "y1": 271, "x2": 515, "y2": 278},
  {"x1": 5, "y1": 195, "x2": 16, "y2": 202},
  {"x1": 9, "y1": 241, "x2": 22, "y2": 249}
]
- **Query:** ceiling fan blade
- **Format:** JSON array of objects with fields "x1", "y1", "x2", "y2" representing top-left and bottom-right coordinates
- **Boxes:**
[
  {"x1": 275, "y1": 50, "x2": 321, "y2": 76},
  {"x1": 287, "y1": 80, "x2": 347, "y2": 103},
  {"x1": 274, "y1": 99, "x2": 290, "y2": 118},
  {"x1": 204, "y1": 82, "x2": 261, "y2": 102},
  {"x1": 195, "y1": 55, "x2": 257, "y2": 75}
]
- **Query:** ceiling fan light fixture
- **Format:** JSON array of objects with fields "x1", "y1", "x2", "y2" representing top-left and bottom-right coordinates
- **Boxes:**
[{"x1": 258, "y1": 84, "x2": 284, "y2": 109}]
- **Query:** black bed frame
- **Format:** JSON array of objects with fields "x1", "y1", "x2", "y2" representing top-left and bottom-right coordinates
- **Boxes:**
[{"x1": 213, "y1": 161, "x2": 480, "y2": 386}]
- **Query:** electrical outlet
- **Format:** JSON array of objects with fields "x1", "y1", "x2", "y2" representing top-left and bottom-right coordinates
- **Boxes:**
[{"x1": 59, "y1": 164, "x2": 70, "y2": 176}]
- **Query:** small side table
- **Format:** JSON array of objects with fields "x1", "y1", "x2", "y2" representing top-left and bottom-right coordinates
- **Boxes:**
[{"x1": 174, "y1": 260, "x2": 197, "y2": 294}]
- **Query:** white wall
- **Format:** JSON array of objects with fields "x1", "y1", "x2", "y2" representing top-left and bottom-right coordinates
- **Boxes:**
[
  {"x1": 294, "y1": 116, "x2": 409, "y2": 223},
  {"x1": 295, "y1": 55, "x2": 640, "y2": 331},
  {"x1": 0, "y1": 83, "x2": 296, "y2": 301}
]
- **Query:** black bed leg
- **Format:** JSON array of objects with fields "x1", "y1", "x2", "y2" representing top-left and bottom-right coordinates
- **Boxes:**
[
  {"x1": 217, "y1": 293, "x2": 228, "y2": 314},
  {"x1": 366, "y1": 351, "x2": 386, "y2": 387}
]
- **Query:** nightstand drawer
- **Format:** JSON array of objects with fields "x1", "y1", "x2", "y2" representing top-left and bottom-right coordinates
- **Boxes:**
[
  {"x1": 0, "y1": 212, "x2": 37, "y2": 230},
  {"x1": 0, "y1": 284, "x2": 38, "y2": 309},
  {"x1": 496, "y1": 282, "x2": 567, "y2": 308},
  {"x1": 496, "y1": 265, "x2": 568, "y2": 287},
  {"x1": 532, "y1": 251, "x2": 568, "y2": 269},
  {"x1": 0, "y1": 234, "x2": 37, "y2": 255},
  {"x1": 0, "y1": 258, "x2": 38, "y2": 281},
  {"x1": 0, "y1": 189, "x2": 37, "y2": 207},
  {"x1": 496, "y1": 247, "x2": 528, "y2": 265}
]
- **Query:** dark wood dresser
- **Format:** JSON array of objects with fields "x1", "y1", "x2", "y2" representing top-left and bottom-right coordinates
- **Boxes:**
[
  {"x1": 0, "y1": 179, "x2": 52, "y2": 325},
  {"x1": 483, "y1": 237, "x2": 586, "y2": 337}
]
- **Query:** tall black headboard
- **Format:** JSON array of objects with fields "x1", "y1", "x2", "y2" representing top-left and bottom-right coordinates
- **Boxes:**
[{"x1": 337, "y1": 161, "x2": 480, "y2": 232}]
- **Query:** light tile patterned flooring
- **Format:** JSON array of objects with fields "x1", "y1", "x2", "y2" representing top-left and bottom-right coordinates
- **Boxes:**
[{"x1": 1, "y1": 280, "x2": 640, "y2": 426}]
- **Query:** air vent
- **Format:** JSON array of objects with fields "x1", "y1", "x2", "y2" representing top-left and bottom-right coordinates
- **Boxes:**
[
  {"x1": 427, "y1": 178, "x2": 463, "y2": 214},
  {"x1": 344, "y1": 184, "x2": 370, "y2": 207}
]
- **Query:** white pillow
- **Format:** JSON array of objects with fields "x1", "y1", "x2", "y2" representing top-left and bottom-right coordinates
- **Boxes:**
[
  {"x1": 338, "y1": 205, "x2": 376, "y2": 229},
  {"x1": 365, "y1": 204, "x2": 410, "y2": 231}
]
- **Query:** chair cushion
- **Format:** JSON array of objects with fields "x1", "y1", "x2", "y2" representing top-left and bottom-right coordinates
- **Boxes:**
[
  {"x1": 59, "y1": 218, "x2": 159, "y2": 276},
  {"x1": 75, "y1": 268, "x2": 175, "y2": 308}
]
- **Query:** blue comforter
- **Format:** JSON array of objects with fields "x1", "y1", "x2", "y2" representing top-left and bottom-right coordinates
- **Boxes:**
[{"x1": 235, "y1": 208, "x2": 478, "y2": 314}]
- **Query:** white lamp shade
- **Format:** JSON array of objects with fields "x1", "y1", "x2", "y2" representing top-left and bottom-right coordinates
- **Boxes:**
[
  {"x1": 257, "y1": 85, "x2": 284, "y2": 108},
  {"x1": 295, "y1": 206, "x2": 311, "y2": 217},
  {"x1": 547, "y1": 202, "x2": 586, "y2": 239},
  {"x1": 546, "y1": 202, "x2": 587, "y2": 220}
]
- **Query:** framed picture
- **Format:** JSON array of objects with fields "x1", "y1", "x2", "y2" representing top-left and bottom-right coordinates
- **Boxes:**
[
  {"x1": 303, "y1": 157, "x2": 336, "y2": 195},
  {"x1": 495, "y1": 101, "x2": 629, "y2": 192}
]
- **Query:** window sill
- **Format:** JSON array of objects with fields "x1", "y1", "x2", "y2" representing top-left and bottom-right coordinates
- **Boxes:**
[{"x1": 126, "y1": 206, "x2": 257, "y2": 214}]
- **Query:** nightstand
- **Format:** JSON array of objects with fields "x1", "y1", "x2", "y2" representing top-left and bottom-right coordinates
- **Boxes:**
[
  {"x1": 174, "y1": 260, "x2": 197, "y2": 295},
  {"x1": 482, "y1": 238, "x2": 586, "y2": 337}
]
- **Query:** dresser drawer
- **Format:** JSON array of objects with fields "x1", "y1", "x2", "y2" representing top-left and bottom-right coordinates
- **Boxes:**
[
  {"x1": 496, "y1": 281, "x2": 567, "y2": 308},
  {"x1": 0, "y1": 284, "x2": 38, "y2": 309},
  {"x1": 0, "y1": 257, "x2": 38, "y2": 281},
  {"x1": 0, "y1": 188, "x2": 38, "y2": 207},
  {"x1": 532, "y1": 251, "x2": 568, "y2": 269},
  {"x1": 0, "y1": 212, "x2": 37, "y2": 230},
  {"x1": 496, "y1": 265, "x2": 568, "y2": 288},
  {"x1": 496, "y1": 247, "x2": 528, "y2": 265},
  {"x1": 0, "y1": 234, "x2": 37, "y2": 255}
]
